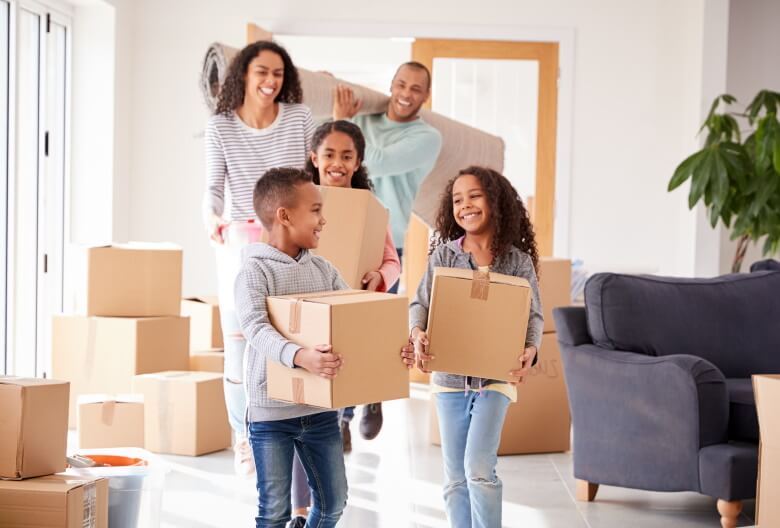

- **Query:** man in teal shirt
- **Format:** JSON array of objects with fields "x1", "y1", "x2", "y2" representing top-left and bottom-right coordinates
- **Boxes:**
[{"x1": 332, "y1": 62, "x2": 442, "y2": 442}]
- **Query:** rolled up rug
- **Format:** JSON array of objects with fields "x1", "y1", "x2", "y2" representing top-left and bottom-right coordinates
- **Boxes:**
[{"x1": 200, "y1": 42, "x2": 504, "y2": 227}]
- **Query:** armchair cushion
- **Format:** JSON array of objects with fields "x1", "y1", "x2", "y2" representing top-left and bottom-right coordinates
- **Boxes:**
[{"x1": 725, "y1": 378, "x2": 759, "y2": 442}]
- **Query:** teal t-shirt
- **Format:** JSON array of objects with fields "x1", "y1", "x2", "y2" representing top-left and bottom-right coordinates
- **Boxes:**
[{"x1": 352, "y1": 113, "x2": 442, "y2": 249}]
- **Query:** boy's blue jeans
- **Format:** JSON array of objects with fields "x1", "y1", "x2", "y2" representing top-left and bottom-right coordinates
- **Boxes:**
[
  {"x1": 435, "y1": 390, "x2": 511, "y2": 528},
  {"x1": 248, "y1": 412, "x2": 348, "y2": 528}
]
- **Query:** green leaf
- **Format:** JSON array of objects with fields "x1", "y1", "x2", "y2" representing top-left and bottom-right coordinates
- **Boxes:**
[
  {"x1": 689, "y1": 151, "x2": 713, "y2": 209},
  {"x1": 713, "y1": 151, "x2": 729, "y2": 210},
  {"x1": 669, "y1": 150, "x2": 705, "y2": 191}
]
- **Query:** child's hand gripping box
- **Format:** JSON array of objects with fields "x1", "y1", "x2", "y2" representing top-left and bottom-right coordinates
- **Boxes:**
[
  {"x1": 267, "y1": 290, "x2": 409, "y2": 408},
  {"x1": 425, "y1": 267, "x2": 532, "y2": 382}
]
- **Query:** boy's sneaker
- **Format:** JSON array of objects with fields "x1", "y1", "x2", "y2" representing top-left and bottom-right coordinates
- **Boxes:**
[
  {"x1": 233, "y1": 437, "x2": 255, "y2": 477},
  {"x1": 359, "y1": 402, "x2": 383, "y2": 440},
  {"x1": 287, "y1": 516, "x2": 306, "y2": 528},
  {"x1": 341, "y1": 420, "x2": 352, "y2": 453}
]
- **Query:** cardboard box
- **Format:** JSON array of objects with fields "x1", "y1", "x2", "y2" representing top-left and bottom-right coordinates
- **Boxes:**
[
  {"x1": 133, "y1": 371, "x2": 231, "y2": 456},
  {"x1": 180, "y1": 297, "x2": 223, "y2": 350},
  {"x1": 539, "y1": 258, "x2": 571, "y2": 333},
  {"x1": 189, "y1": 349, "x2": 224, "y2": 373},
  {"x1": 425, "y1": 267, "x2": 531, "y2": 382},
  {"x1": 267, "y1": 290, "x2": 409, "y2": 408},
  {"x1": 73, "y1": 243, "x2": 182, "y2": 317},
  {"x1": 753, "y1": 374, "x2": 780, "y2": 527},
  {"x1": 0, "y1": 377, "x2": 69, "y2": 479},
  {"x1": 52, "y1": 315, "x2": 190, "y2": 425},
  {"x1": 313, "y1": 186, "x2": 389, "y2": 289},
  {"x1": 429, "y1": 332, "x2": 570, "y2": 455},
  {"x1": 0, "y1": 474, "x2": 108, "y2": 527},
  {"x1": 77, "y1": 395, "x2": 144, "y2": 449}
]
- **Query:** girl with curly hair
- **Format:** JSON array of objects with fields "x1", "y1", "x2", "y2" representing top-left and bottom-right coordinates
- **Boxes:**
[
  {"x1": 202, "y1": 39, "x2": 314, "y2": 486},
  {"x1": 306, "y1": 120, "x2": 401, "y2": 453},
  {"x1": 408, "y1": 166, "x2": 544, "y2": 528}
]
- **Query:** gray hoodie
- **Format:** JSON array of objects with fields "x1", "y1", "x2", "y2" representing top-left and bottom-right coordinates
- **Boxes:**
[
  {"x1": 409, "y1": 238, "x2": 544, "y2": 390},
  {"x1": 235, "y1": 243, "x2": 349, "y2": 422}
]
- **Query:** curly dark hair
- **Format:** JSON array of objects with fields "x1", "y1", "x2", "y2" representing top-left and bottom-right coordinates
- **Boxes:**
[
  {"x1": 306, "y1": 120, "x2": 373, "y2": 191},
  {"x1": 215, "y1": 41, "x2": 302, "y2": 115},
  {"x1": 431, "y1": 166, "x2": 539, "y2": 272}
]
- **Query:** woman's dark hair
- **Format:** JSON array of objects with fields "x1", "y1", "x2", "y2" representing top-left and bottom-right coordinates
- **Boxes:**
[
  {"x1": 305, "y1": 120, "x2": 373, "y2": 192},
  {"x1": 431, "y1": 166, "x2": 539, "y2": 272},
  {"x1": 215, "y1": 41, "x2": 302, "y2": 115}
]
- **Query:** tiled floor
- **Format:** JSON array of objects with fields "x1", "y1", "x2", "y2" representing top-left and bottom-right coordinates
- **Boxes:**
[{"x1": 77, "y1": 385, "x2": 757, "y2": 527}]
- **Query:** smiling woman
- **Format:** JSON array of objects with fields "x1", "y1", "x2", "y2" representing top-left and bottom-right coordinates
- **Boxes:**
[{"x1": 201, "y1": 40, "x2": 314, "y2": 486}]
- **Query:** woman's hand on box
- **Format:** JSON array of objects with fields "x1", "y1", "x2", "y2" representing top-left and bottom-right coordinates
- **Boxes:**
[
  {"x1": 293, "y1": 345, "x2": 344, "y2": 379},
  {"x1": 361, "y1": 271, "x2": 383, "y2": 291},
  {"x1": 411, "y1": 327, "x2": 434, "y2": 373},
  {"x1": 509, "y1": 346, "x2": 537, "y2": 385},
  {"x1": 400, "y1": 340, "x2": 415, "y2": 369}
]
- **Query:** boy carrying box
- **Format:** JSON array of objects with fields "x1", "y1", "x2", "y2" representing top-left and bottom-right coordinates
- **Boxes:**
[{"x1": 235, "y1": 167, "x2": 413, "y2": 528}]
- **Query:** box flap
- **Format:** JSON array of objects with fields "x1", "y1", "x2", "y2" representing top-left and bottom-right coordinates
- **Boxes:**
[
  {"x1": 77, "y1": 393, "x2": 144, "y2": 405},
  {"x1": 135, "y1": 371, "x2": 222, "y2": 383},
  {"x1": 182, "y1": 296, "x2": 219, "y2": 306},
  {"x1": 271, "y1": 290, "x2": 366, "y2": 303},
  {"x1": 754, "y1": 374, "x2": 780, "y2": 447},
  {"x1": 0, "y1": 376, "x2": 68, "y2": 388},
  {"x1": 433, "y1": 267, "x2": 530, "y2": 288},
  {"x1": 0, "y1": 473, "x2": 103, "y2": 492}
]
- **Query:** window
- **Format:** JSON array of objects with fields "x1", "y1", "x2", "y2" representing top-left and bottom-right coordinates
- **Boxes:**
[{"x1": 3, "y1": 0, "x2": 70, "y2": 376}]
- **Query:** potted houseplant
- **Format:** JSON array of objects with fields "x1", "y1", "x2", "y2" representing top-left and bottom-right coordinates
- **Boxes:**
[{"x1": 668, "y1": 90, "x2": 780, "y2": 272}]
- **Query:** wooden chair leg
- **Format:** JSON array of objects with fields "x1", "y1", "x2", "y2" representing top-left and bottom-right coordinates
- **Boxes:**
[
  {"x1": 716, "y1": 499, "x2": 742, "y2": 528},
  {"x1": 575, "y1": 479, "x2": 599, "y2": 502}
]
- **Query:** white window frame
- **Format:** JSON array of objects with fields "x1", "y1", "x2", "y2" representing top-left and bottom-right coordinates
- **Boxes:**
[{"x1": 4, "y1": 0, "x2": 71, "y2": 376}]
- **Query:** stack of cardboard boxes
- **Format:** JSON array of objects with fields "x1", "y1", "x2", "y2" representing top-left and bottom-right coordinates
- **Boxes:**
[
  {"x1": 51, "y1": 244, "x2": 231, "y2": 456},
  {"x1": 429, "y1": 258, "x2": 573, "y2": 455},
  {"x1": 0, "y1": 377, "x2": 110, "y2": 526},
  {"x1": 181, "y1": 296, "x2": 225, "y2": 373}
]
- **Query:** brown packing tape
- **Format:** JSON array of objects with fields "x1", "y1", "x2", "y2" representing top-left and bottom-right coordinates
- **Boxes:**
[
  {"x1": 292, "y1": 377, "x2": 305, "y2": 404},
  {"x1": 83, "y1": 480, "x2": 97, "y2": 528},
  {"x1": 100, "y1": 400, "x2": 116, "y2": 426},
  {"x1": 289, "y1": 300, "x2": 302, "y2": 334},
  {"x1": 470, "y1": 270, "x2": 491, "y2": 300}
]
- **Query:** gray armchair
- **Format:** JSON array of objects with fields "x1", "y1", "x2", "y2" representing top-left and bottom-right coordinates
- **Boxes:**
[{"x1": 553, "y1": 271, "x2": 780, "y2": 528}]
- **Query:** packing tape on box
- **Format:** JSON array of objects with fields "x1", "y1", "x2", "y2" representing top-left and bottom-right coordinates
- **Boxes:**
[
  {"x1": 149, "y1": 372, "x2": 187, "y2": 453},
  {"x1": 100, "y1": 400, "x2": 116, "y2": 426},
  {"x1": 292, "y1": 377, "x2": 305, "y2": 404},
  {"x1": 200, "y1": 42, "x2": 504, "y2": 228},
  {"x1": 470, "y1": 270, "x2": 491, "y2": 300},
  {"x1": 81, "y1": 480, "x2": 97, "y2": 528},
  {"x1": 289, "y1": 300, "x2": 302, "y2": 334}
]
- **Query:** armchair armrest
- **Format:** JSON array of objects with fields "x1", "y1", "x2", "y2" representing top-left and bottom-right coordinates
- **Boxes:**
[{"x1": 560, "y1": 343, "x2": 728, "y2": 493}]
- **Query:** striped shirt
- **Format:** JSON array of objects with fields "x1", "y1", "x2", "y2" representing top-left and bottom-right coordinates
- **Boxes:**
[{"x1": 203, "y1": 103, "x2": 315, "y2": 223}]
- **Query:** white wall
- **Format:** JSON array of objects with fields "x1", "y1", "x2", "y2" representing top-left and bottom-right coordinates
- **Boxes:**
[{"x1": 85, "y1": 0, "x2": 724, "y2": 295}]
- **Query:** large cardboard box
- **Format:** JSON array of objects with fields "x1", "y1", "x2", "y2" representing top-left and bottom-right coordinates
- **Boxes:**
[
  {"x1": 133, "y1": 371, "x2": 231, "y2": 456},
  {"x1": 425, "y1": 268, "x2": 531, "y2": 382},
  {"x1": 52, "y1": 315, "x2": 190, "y2": 425},
  {"x1": 180, "y1": 297, "x2": 223, "y2": 350},
  {"x1": 429, "y1": 332, "x2": 570, "y2": 455},
  {"x1": 0, "y1": 377, "x2": 69, "y2": 479},
  {"x1": 753, "y1": 374, "x2": 780, "y2": 527},
  {"x1": 0, "y1": 474, "x2": 108, "y2": 527},
  {"x1": 314, "y1": 186, "x2": 389, "y2": 289},
  {"x1": 189, "y1": 349, "x2": 224, "y2": 373},
  {"x1": 267, "y1": 290, "x2": 409, "y2": 408},
  {"x1": 539, "y1": 258, "x2": 571, "y2": 333},
  {"x1": 73, "y1": 243, "x2": 182, "y2": 317},
  {"x1": 77, "y1": 395, "x2": 144, "y2": 449}
]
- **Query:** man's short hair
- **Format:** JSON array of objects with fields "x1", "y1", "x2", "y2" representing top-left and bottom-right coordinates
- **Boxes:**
[
  {"x1": 394, "y1": 61, "x2": 432, "y2": 91},
  {"x1": 253, "y1": 167, "x2": 313, "y2": 230}
]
